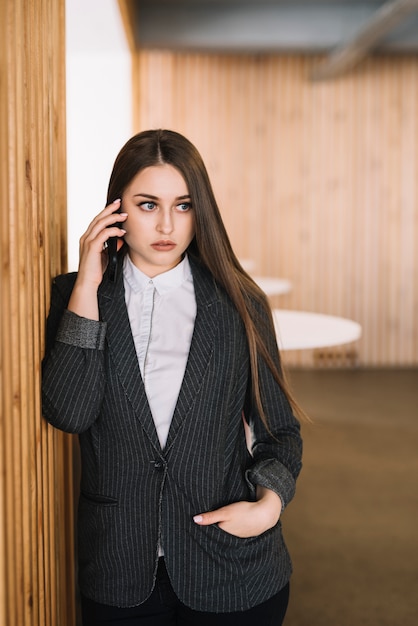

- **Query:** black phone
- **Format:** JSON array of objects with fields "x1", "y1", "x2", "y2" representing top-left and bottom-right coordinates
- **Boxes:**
[{"x1": 107, "y1": 203, "x2": 122, "y2": 283}]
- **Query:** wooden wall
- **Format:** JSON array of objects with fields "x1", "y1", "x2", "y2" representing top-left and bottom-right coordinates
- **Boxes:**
[
  {"x1": 134, "y1": 52, "x2": 418, "y2": 367},
  {"x1": 0, "y1": 1, "x2": 75, "y2": 624}
]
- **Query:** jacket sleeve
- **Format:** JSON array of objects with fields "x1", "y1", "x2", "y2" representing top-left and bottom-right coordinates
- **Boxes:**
[
  {"x1": 42, "y1": 275, "x2": 108, "y2": 433},
  {"x1": 244, "y1": 308, "x2": 303, "y2": 512}
]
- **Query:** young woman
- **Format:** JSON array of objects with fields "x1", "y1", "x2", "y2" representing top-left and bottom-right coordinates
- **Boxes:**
[{"x1": 42, "y1": 129, "x2": 303, "y2": 626}]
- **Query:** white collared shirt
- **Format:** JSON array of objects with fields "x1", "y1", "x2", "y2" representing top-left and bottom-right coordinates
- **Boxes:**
[{"x1": 123, "y1": 254, "x2": 197, "y2": 449}]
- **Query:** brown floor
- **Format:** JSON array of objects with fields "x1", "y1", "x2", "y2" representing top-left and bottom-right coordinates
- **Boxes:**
[{"x1": 282, "y1": 368, "x2": 418, "y2": 626}]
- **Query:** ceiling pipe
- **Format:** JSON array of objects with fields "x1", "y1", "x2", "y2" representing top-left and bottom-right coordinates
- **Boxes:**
[{"x1": 310, "y1": 0, "x2": 418, "y2": 80}]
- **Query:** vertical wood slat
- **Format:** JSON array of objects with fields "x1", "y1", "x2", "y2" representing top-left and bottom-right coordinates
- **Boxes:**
[
  {"x1": 117, "y1": 0, "x2": 141, "y2": 130},
  {"x1": 0, "y1": 1, "x2": 75, "y2": 625},
  {"x1": 133, "y1": 51, "x2": 418, "y2": 367}
]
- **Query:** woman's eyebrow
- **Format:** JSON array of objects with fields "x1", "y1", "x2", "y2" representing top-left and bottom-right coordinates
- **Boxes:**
[
  {"x1": 133, "y1": 193, "x2": 158, "y2": 199},
  {"x1": 133, "y1": 193, "x2": 191, "y2": 200}
]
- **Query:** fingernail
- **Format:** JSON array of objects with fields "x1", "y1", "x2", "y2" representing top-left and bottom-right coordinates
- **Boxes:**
[
  {"x1": 113, "y1": 198, "x2": 121, "y2": 204},
  {"x1": 193, "y1": 515, "x2": 203, "y2": 523}
]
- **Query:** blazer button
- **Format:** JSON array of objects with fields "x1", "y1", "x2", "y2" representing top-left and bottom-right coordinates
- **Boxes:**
[{"x1": 154, "y1": 460, "x2": 165, "y2": 471}]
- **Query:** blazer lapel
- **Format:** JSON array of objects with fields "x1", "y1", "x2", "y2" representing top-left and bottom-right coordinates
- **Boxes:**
[
  {"x1": 164, "y1": 259, "x2": 221, "y2": 451},
  {"x1": 98, "y1": 267, "x2": 161, "y2": 452}
]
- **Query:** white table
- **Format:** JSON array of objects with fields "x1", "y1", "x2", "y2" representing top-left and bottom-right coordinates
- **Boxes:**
[
  {"x1": 273, "y1": 309, "x2": 362, "y2": 351},
  {"x1": 253, "y1": 276, "x2": 292, "y2": 296}
]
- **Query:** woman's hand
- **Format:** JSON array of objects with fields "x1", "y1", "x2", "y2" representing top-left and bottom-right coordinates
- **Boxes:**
[
  {"x1": 76, "y1": 199, "x2": 127, "y2": 287},
  {"x1": 68, "y1": 200, "x2": 127, "y2": 320},
  {"x1": 193, "y1": 486, "x2": 282, "y2": 539}
]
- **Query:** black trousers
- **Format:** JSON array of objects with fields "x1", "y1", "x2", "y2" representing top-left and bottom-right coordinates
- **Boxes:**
[{"x1": 81, "y1": 559, "x2": 290, "y2": 626}]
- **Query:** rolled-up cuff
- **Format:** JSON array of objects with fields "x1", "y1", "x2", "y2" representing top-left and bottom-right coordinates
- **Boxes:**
[
  {"x1": 56, "y1": 309, "x2": 107, "y2": 350},
  {"x1": 245, "y1": 458, "x2": 296, "y2": 511}
]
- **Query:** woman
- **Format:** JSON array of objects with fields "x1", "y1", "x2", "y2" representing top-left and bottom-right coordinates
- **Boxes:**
[{"x1": 42, "y1": 129, "x2": 303, "y2": 625}]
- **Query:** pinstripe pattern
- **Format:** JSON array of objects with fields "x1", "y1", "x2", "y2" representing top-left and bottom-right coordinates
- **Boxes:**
[{"x1": 42, "y1": 257, "x2": 302, "y2": 611}]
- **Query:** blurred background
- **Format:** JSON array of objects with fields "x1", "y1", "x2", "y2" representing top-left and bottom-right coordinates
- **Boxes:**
[{"x1": 67, "y1": 0, "x2": 417, "y2": 369}]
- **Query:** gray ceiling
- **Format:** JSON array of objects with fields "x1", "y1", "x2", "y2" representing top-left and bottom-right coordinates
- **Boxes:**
[
  {"x1": 133, "y1": 1, "x2": 418, "y2": 52},
  {"x1": 131, "y1": 0, "x2": 418, "y2": 79}
]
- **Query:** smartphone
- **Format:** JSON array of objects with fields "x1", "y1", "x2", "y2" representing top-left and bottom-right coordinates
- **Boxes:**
[{"x1": 107, "y1": 203, "x2": 122, "y2": 282}]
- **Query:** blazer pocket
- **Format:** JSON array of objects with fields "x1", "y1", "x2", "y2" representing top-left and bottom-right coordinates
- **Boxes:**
[
  {"x1": 211, "y1": 520, "x2": 280, "y2": 546},
  {"x1": 80, "y1": 490, "x2": 119, "y2": 506}
]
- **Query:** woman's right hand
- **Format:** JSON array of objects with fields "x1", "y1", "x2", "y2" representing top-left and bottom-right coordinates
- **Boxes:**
[
  {"x1": 77, "y1": 199, "x2": 127, "y2": 287},
  {"x1": 67, "y1": 200, "x2": 127, "y2": 320}
]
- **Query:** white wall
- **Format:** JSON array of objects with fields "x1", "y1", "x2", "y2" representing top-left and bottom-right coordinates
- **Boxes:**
[{"x1": 66, "y1": 0, "x2": 132, "y2": 271}]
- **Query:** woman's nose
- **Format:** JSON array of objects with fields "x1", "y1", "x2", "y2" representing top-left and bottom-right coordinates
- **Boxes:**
[{"x1": 157, "y1": 209, "x2": 174, "y2": 234}]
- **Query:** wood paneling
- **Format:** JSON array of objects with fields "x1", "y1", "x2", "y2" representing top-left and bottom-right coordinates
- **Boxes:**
[
  {"x1": 134, "y1": 52, "x2": 418, "y2": 367},
  {"x1": 0, "y1": 1, "x2": 75, "y2": 624}
]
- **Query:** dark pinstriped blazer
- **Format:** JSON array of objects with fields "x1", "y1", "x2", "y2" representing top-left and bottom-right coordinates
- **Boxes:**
[{"x1": 42, "y1": 256, "x2": 302, "y2": 612}]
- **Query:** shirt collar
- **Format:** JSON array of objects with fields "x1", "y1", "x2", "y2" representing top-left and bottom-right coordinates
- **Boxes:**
[{"x1": 123, "y1": 254, "x2": 193, "y2": 296}]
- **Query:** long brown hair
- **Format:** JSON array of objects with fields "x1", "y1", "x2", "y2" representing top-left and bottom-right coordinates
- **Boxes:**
[{"x1": 107, "y1": 129, "x2": 302, "y2": 426}]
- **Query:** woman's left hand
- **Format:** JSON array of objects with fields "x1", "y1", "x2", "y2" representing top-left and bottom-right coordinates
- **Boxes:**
[{"x1": 193, "y1": 486, "x2": 282, "y2": 538}]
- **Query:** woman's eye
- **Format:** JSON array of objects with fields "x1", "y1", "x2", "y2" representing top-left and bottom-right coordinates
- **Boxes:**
[
  {"x1": 177, "y1": 202, "x2": 192, "y2": 212},
  {"x1": 140, "y1": 201, "x2": 156, "y2": 211}
]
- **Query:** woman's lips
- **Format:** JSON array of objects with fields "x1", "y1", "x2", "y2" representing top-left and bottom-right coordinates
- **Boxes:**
[{"x1": 151, "y1": 240, "x2": 176, "y2": 251}]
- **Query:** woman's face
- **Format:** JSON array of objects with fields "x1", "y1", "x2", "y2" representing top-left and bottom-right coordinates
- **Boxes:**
[{"x1": 121, "y1": 164, "x2": 195, "y2": 277}]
